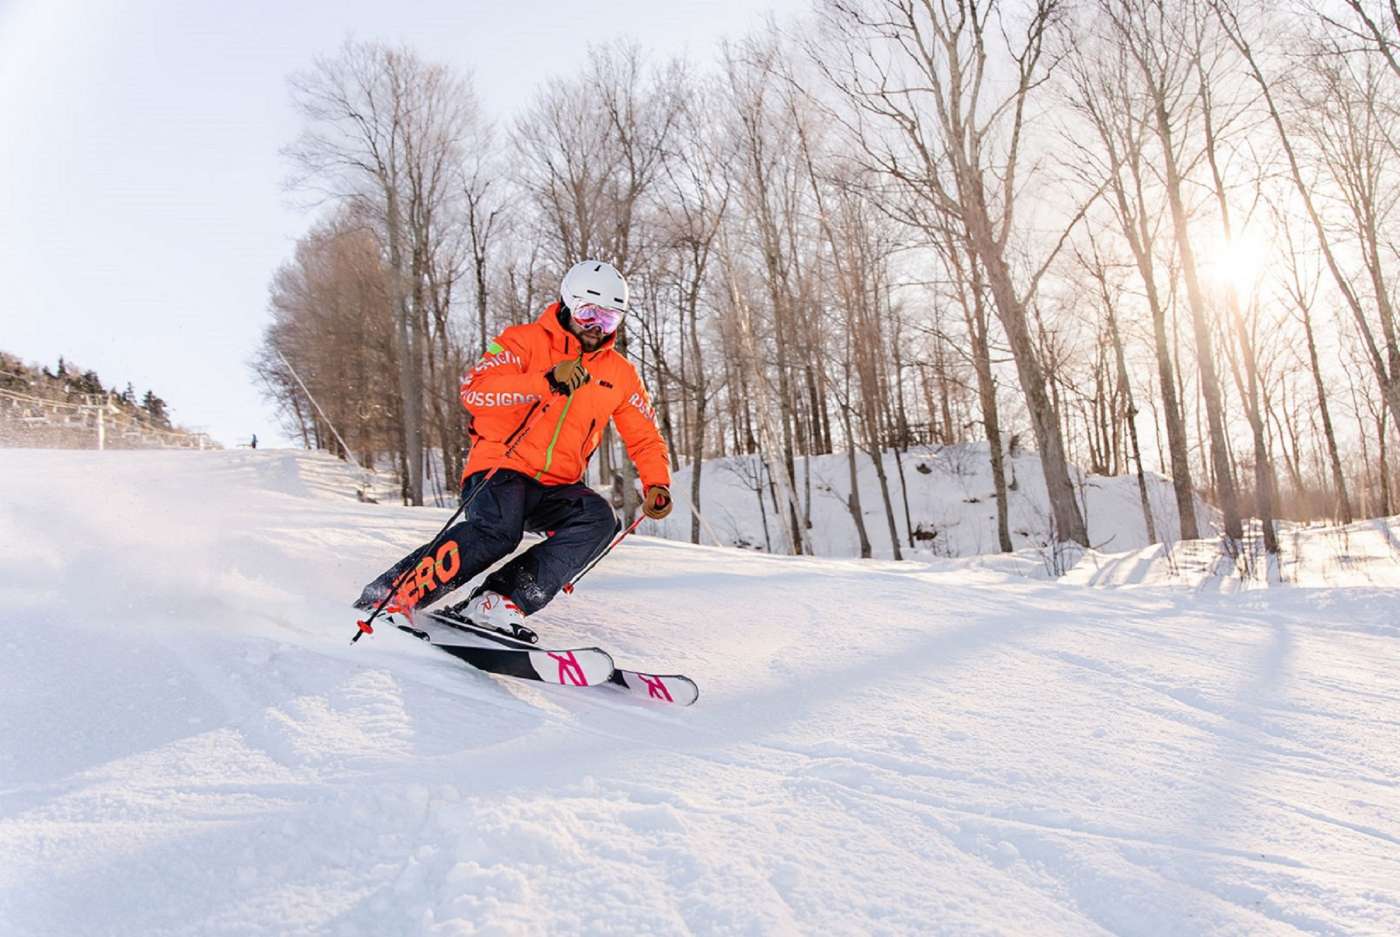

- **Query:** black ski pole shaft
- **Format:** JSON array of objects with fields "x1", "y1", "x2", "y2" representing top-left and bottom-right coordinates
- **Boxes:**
[
  {"x1": 563, "y1": 513, "x2": 643, "y2": 594},
  {"x1": 351, "y1": 396, "x2": 555, "y2": 643}
]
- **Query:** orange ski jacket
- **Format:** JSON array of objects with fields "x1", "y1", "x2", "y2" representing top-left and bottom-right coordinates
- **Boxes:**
[{"x1": 459, "y1": 304, "x2": 671, "y2": 491}]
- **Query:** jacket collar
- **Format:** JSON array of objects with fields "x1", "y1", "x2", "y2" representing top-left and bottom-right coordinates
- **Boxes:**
[{"x1": 538, "y1": 301, "x2": 618, "y2": 359}]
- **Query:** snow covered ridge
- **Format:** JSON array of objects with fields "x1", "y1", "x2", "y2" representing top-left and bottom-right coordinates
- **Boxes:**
[
  {"x1": 656, "y1": 443, "x2": 1207, "y2": 560},
  {"x1": 1062, "y1": 516, "x2": 1400, "y2": 590},
  {"x1": 656, "y1": 444, "x2": 1400, "y2": 589},
  {"x1": 3, "y1": 449, "x2": 1399, "y2": 935}
]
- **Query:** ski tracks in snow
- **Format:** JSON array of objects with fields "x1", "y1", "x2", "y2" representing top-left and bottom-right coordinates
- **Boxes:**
[{"x1": 3, "y1": 450, "x2": 1400, "y2": 935}]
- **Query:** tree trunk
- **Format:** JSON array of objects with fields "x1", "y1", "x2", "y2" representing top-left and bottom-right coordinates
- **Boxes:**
[
  {"x1": 971, "y1": 232, "x2": 1088, "y2": 546},
  {"x1": 840, "y1": 404, "x2": 873, "y2": 559},
  {"x1": 1104, "y1": 301, "x2": 1158, "y2": 544},
  {"x1": 689, "y1": 395, "x2": 706, "y2": 545},
  {"x1": 967, "y1": 277, "x2": 1014, "y2": 553},
  {"x1": 387, "y1": 189, "x2": 424, "y2": 506},
  {"x1": 862, "y1": 409, "x2": 903, "y2": 560},
  {"x1": 1147, "y1": 95, "x2": 1241, "y2": 541},
  {"x1": 1378, "y1": 408, "x2": 1392, "y2": 517},
  {"x1": 1301, "y1": 305, "x2": 1353, "y2": 522}
]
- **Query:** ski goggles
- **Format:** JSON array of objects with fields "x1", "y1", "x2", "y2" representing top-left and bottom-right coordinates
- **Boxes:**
[{"x1": 571, "y1": 302, "x2": 624, "y2": 334}]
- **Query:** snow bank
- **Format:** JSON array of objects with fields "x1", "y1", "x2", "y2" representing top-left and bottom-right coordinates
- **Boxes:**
[
  {"x1": 1062, "y1": 516, "x2": 1400, "y2": 591},
  {"x1": 2, "y1": 449, "x2": 1398, "y2": 935},
  {"x1": 653, "y1": 443, "x2": 1210, "y2": 561}
]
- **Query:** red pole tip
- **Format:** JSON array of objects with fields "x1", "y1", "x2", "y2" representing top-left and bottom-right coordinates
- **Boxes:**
[
  {"x1": 356, "y1": 619, "x2": 374, "y2": 635},
  {"x1": 562, "y1": 583, "x2": 574, "y2": 594}
]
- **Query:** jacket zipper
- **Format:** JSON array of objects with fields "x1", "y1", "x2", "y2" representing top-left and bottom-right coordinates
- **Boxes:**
[
  {"x1": 534, "y1": 394, "x2": 573, "y2": 480},
  {"x1": 503, "y1": 400, "x2": 541, "y2": 447},
  {"x1": 521, "y1": 323, "x2": 600, "y2": 478}
]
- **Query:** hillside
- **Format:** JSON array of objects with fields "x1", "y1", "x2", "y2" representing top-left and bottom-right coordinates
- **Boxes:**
[
  {"x1": 1, "y1": 449, "x2": 1397, "y2": 935},
  {"x1": 654, "y1": 443, "x2": 1209, "y2": 562},
  {"x1": 0, "y1": 351, "x2": 212, "y2": 449}
]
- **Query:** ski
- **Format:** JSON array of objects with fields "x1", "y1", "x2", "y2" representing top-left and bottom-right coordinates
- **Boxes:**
[
  {"x1": 428, "y1": 607, "x2": 542, "y2": 646},
  {"x1": 423, "y1": 610, "x2": 700, "y2": 706},
  {"x1": 608, "y1": 669, "x2": 700, "y2": 706},
  {"x1": 397, "y1": 619, "x2": 614, "y2": 687}
]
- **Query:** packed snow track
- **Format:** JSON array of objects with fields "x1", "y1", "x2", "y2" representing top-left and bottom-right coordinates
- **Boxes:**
[{"x1": 1, "y1": 450, "x2": 1397, "y2": 935}]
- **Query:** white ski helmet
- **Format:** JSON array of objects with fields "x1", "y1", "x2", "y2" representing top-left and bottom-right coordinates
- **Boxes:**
[{"x1": 560, "y1": 260, "x2": 629, "y2": 314}]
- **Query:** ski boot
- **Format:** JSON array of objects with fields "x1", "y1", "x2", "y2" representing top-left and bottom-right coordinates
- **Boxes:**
[
  {"x1": 447, "y1": 588, "x2": 538, "y2": 644},
  {"x1": 353, "y1": 581, "x2": 419, "y2": 625}
]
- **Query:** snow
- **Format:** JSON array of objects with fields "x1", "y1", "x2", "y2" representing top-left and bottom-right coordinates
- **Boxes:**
[
  {"x1": 2, "y1": 448, "x2": 1398, "y2": 935},
  {"x1": 1065, "y1": 517, "x2": 1400, "y2": 591},
  {"x1": 654, "y1": 444, "x2": 1211, "y2": 561}
]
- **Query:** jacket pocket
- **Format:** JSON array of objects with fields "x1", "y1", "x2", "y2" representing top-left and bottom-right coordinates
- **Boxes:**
[{"x1": 502, "y1": 400, "x2": 541, "y2": 446}]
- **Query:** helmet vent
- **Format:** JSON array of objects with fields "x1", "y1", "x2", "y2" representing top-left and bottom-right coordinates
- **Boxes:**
[{"x1": 586, "y1": 289, "x2": 601, "y2": 296}]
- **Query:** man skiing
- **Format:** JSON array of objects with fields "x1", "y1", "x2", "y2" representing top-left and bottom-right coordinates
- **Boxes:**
[{"x1": 354, "y1": 260, "x2": 672, "y2": 633}]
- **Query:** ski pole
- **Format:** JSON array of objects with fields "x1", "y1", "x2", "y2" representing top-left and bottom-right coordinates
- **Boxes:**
[
  {"x1": 352, "y1": 396, "x2": 555, "y2": 643},
  {"x1": 351, "y1": 470, "x2": 491, "y2": 642},
  {"x1": 563, "y1": 513, "x2": 644, "y2": 594}
]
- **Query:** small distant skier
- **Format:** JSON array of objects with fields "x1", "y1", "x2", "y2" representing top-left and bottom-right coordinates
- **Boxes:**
[
  {"x1": 250, "y1": 434, "x2": 257, "y2": 450},
  {"x1": 354, "y1": 260, "x2": 672, "y2": 631}
]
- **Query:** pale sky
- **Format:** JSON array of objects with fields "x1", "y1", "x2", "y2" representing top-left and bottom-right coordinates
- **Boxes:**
[{"x1": 0, "y1": 0, "x2": 809, "y2": 446}]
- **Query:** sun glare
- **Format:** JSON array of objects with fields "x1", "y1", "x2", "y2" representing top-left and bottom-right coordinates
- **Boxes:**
[{"x1": 1204, "y1": 231, "x2": 1270, "y2": 301}]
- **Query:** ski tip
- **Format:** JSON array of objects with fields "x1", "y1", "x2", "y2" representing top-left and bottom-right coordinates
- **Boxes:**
[{"x1": 610, "y1": 670, "x2": 700, "y2": 706}]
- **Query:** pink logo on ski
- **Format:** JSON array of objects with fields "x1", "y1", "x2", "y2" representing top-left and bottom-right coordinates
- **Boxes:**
[
  {"x1": 548, "y1": 651, "x2": 589, "y2": 686},
  {"x1": 637, "y1": 673, "x2": 673, "y2": 702}
]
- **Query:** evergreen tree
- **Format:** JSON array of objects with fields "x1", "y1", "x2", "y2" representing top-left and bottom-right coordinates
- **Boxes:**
[
  {"x1": 141, "y1": 390, "x2": 170, "y2": 427},
  {"x1": 75, "y1": 370, "x2": 104, "y2": 396}
]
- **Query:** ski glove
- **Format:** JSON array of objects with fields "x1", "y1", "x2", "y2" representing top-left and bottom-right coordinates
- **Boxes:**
[
  {"x1": 643, "y1": 485, "x2": 673, "y2": 520},
  {"x1": 548, "y1": 358, "x2": 591, "y2": 395}
]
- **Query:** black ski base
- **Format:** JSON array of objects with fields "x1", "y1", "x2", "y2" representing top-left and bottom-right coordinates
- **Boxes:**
[{"x1": 404, "y1": 632, "x2": 555, "y2": 680}]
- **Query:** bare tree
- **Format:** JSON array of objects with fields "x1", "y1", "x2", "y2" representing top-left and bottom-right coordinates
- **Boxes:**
[
  {"x1": 1078, "y1": 238, "x2": 1159, "y2": 543},
  {"x1": 255, "y1": 212, "x2": 399, "y2": 463},
  {"x1": 648, "y1": 78, "x2": 731, "y2": 544},
  {"x1": 514, "y1": 44, "x2": 687, "y2": 519},
  {"x1": 261, "y1": 10, "x2": 1400, "y2": 557},
  {"x1": 1214, "y1": 1, "x2": 1400, "y2": 431},
  {"x1": 285, "y1": 40, "x2": 483, "y2": 504},
  {"x1": 720, "y1": 34, "x2": 814, "y2": 552},
  {"x1": 462, "y1": 133, "x2": 508, "y2": 355},
  {"x1": 928, "y1": 212, "x2": 1015, "y2": 552},
  {"x1": 818, "y1": 0, "x2": 1092, "y2": 547},
  {"x1": 1062, "y1": 20, "x2": 1202, "y2": 538},
  {"x1": 1098, "y1": 0, "x2": 1244, "y2": 544},
  {"x1": 1276, "y1": 204, "x2": 1353, "y2": 521}
]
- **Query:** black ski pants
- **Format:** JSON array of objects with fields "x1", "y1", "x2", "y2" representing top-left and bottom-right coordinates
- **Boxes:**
[{"x1": 365, "y1": 470, "x2": 619, "y2": 615}]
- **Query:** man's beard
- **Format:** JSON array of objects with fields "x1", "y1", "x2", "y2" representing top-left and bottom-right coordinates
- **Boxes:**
[{"x1": 578, "y1": 329, "x2": 606, "y2": 351}]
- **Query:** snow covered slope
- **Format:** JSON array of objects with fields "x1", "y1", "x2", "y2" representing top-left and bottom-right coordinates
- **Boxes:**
[
  {"x1": 1064, "y1": 516, "x2": 1400, "y2": 591},
  {"x1": 2, "y1": 449, "x2": 1398, "y2": 936},
  {"x1": 654, "y1": 444, "x2": 1209, "y2": 560}
]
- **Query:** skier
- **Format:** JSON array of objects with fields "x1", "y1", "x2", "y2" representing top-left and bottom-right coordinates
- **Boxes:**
[{"x1": 354, "y1": 260, "x2": 672, "y2": 633}]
